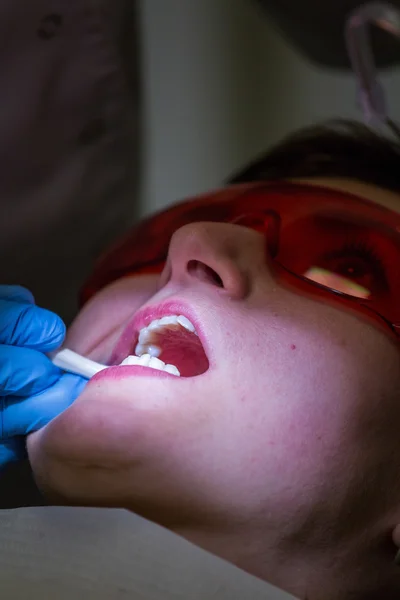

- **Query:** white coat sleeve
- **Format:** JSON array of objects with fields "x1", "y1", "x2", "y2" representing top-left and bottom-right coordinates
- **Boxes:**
[{"x1": 0, "y1": 0, "x2": 139, "y2": 323}]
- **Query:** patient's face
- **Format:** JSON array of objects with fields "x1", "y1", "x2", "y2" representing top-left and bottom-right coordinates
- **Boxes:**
[{"x1": 28, "y1": 179, "x2": 400, "y2": 552}]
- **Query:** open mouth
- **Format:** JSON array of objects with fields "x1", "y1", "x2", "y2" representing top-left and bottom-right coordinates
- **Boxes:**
[{"x1": 118, "y1": 314, "x2": 210, "y2": 378}]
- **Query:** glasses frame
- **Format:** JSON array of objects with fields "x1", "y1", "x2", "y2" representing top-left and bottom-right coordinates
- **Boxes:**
[{"x1": 81, "y1": 182, "x2": 400, "y2": 342}]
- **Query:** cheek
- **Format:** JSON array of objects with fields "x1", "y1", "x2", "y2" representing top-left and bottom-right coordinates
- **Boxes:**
[
  {"x1": 232, "y1": 333, "x2": 398, "y2": 502},
  {"x1": 219, "y1": 336, "x2": 365, "y2": 479}
]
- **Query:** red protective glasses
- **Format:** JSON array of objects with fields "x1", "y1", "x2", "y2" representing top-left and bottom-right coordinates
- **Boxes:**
[{"x1": 81, "y1": 182, "x2": 400, "y2": 342}]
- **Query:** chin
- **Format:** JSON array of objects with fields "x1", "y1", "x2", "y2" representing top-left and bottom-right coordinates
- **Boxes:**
[
  {"x1": 27, "y1": 428, "x2": 80, "y2": 506},
  {"x1": 27, "y1": 428, "x2": 64, "y2": 503},
  {"x1": 27, "y1": 426, "x2": 132, "y2": 509}
]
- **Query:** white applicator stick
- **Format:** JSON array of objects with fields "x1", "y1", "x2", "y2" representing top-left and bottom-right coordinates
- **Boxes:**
[{"x1": 51, "y1": 349, "x2": 108, "y2": 379}]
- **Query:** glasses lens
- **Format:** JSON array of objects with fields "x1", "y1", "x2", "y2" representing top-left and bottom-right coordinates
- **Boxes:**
[{"x1": 276, "y1": 210, "x2": 399, "y2": 323}]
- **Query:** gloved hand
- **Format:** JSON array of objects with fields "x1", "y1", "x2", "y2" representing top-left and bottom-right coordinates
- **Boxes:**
[{"x1": 0, "y1": 285, "x2": 87, "y2": 468}]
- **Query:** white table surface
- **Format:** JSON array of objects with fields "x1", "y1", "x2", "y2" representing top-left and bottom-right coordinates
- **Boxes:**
[{"x1": 0, "y1": 507, "x2": 296, "y2": 599}]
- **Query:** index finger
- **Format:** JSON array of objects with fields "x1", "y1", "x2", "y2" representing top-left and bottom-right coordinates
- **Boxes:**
[
  {"x1": 0, "y1": 299, "x2": 65, "y2": 351},
  {"x1": 0, "y1": 285, "x2": 35, "y2": 304}
]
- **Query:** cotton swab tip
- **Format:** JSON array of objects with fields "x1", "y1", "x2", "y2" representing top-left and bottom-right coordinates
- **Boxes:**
[{"x1": 51, "y1": 349, "x2": 108, "y2": 379}]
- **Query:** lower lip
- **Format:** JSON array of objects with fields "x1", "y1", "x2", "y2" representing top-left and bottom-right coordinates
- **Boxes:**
[{"x1": 89, "y1": 364, "x2": 180, "y2": 384}]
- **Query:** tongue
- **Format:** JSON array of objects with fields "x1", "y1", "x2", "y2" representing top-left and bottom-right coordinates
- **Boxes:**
[{"x1": 157, "y1": 328, "x2": 209, "y2": 377}]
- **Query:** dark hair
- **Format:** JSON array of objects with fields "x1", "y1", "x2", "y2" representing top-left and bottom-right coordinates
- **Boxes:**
[{"x1": 228, "y1": 119, "x2": 400, "y2": 194}]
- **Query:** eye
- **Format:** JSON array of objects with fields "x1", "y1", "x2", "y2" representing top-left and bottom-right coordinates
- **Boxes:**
[
  {"x1": 305, "y1": 241, "x2": 389, "y2": 299},
  {"x1": 304, "y1": 267, "x2": 371, "y2": 299}
]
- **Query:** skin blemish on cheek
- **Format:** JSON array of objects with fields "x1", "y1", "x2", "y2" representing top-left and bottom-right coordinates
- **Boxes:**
[{"x1": 291, "y1": 344, "x2": 297, "y2": 351}]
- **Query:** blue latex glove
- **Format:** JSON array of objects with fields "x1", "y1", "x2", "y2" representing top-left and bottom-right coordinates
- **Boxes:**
[{"x1": 0, "y1": 285, "x2": 87, "y2": 468}]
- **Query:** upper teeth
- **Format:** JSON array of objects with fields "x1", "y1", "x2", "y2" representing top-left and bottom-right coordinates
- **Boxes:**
[
  {"x1": 135, "y1": 314, "x2": 197, "y2": 358},
  {"x1": 119, "y1": 315, "x2": 198, "y2": 377}
]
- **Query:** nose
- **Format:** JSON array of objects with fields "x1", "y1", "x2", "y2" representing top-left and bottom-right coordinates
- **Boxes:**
[{"x1": 159, "y1": 221, "x2": 266, "y2": 299}]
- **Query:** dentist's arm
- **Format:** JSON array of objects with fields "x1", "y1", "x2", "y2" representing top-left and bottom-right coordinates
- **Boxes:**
[{"x1": 0, "y1": 285, "x2": 86, "y2": 469}]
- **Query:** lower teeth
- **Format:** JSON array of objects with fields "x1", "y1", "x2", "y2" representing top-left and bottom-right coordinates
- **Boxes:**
[
  {"x1": 135, "y1": 344, "x2": 161, "y2": 358},
  {"x1": 120, "y1": 353, "x2": 180, "y2": 377}
]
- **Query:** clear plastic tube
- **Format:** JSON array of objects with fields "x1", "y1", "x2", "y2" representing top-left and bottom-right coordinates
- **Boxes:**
[
  {"x1": 51, "y1": 348, "x2": 108, "y2": 379},
  {"x1": 345, "y1": 2, "x2": 400, "y2": 128}
]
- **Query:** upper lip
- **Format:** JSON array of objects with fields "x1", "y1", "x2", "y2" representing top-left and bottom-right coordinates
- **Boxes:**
[{"x1": 108, "y1": 299, "x2": 210, "y2": 366}]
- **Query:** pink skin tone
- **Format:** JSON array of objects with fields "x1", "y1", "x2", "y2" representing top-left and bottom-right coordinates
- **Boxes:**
[{"x1": 27, "y1": 179, "x2": 400, "y2": 599}]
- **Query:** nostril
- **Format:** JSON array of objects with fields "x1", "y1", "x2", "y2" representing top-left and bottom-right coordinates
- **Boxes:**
[{"x1": 187, "y1": 260, "x2": 224, "y2": 288}]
